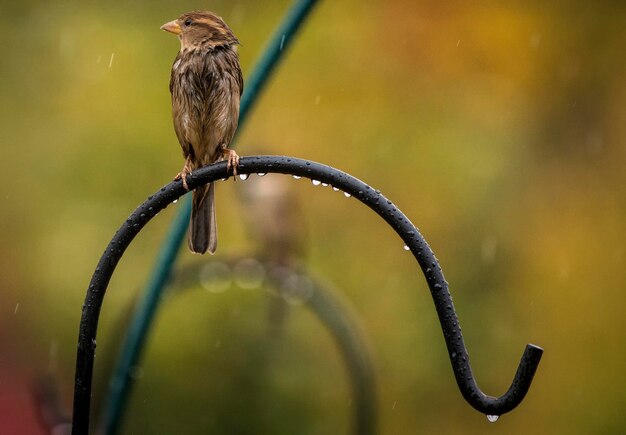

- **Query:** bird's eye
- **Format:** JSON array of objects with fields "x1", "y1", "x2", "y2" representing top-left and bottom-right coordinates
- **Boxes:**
[{"x1": 184, "y1": 18, "x2": 193, "y2": 26}]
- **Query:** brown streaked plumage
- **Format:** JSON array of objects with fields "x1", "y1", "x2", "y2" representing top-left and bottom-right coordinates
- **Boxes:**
[{"x1": 161, "y1": 11, "x2": 243, "y2": 254}]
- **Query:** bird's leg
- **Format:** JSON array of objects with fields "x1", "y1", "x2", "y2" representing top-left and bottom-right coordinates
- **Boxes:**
[
  {"x1": 222, "y1": 147, "x2": 240, "y2": 177},
  {"x1": 174, "y1": 156, "x2": 193, "y2": 191}
]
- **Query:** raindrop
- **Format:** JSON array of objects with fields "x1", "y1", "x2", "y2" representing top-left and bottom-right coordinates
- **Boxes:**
[
  {"x1": 292, "y1": 175, "x2": 301, "y2": 179},
  {"x1": 257, "y1": 173, "x2": 267, "y2": 177},
  {"x1": 239, "y1": 174, "x2": 249, "y2": 181},
  {"x1": 403, "y1": 245, "x2": 410, "y2": 251},
  {"x1": 130, "y1": 365, "x2": 143, "y2": 380},
  {"x1": 172, "y1": 199, "x2": 178, "y2": 204},
  {"x1": 311, "y1": 179, "x2": 321, "y2": 186},
  {"x1": 49, "y1": 340, "x2": 58, "y2": 371},
  {"x1": 344, "y1": 192, "x2": 351, "y2": 197},
  {"x1": 481, "y1": 235, "x2": 497, "y2": 264},
  {"x1": 487, "y1": 415, "x2": 499, "y2": 423},
  {"x1": 332, "y1": 187, "x2": 339, "y2": 191},
  {"x1": 321, "y1": 182, "x2": 328, "y2": 187}
]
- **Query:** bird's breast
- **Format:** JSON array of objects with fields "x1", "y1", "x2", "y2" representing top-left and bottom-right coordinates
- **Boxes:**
[{"x1": 169, "y1": 48, "x2": 241, "y2": 165}]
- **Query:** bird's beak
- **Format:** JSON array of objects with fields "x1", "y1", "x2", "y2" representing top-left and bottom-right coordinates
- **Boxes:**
[{"x1": 160, "y1": 20, "x2": 181, "y2": 35}]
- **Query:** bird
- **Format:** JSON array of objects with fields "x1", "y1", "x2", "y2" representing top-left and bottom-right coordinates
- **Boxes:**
[{"x1": 161, "y1": 11, "x2": 243, "y2": 254}]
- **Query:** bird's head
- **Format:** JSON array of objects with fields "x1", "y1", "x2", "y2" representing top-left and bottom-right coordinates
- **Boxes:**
[{"x1": 160, "y1": 11, "x2": 239, "y2": 50}]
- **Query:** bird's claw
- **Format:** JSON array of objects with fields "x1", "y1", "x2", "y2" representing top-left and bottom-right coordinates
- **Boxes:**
[
  {"x1": 223, "y1": 148, "x2": 240, "y2": 177},
  {"x1": 174, "y1": 167, "x2": 191, "y2": 191}
]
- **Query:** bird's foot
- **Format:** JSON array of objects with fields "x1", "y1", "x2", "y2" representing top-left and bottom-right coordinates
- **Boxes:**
[
  {"x1": 222, "y1": 148, "x2": 240, "y2": 177},
  {"x1": 174, "y1": 160, "x2": 192, "y2": 191}
]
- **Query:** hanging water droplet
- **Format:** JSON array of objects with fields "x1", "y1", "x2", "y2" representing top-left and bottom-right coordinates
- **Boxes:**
[
  {"x1": 403, "y1": 245, "x2": 410, "y2": 251},
  {"x1": 199, "y1": 262, "x2": 232, "y2": 293},
  {"x1": 311, "y1": 179, "x2": 321, "y2": 186},
  {"x1": 344, "y1": 192, "x2": 351, "y2": 197},
  {"x1": 257, "y1": 173, "x2": 267, "y2": 177},
  {"x1": 332, "y1": 187, "x2": 339, "y2": 191},
  {"x1": 321, "y1": 182, "x2": 328, "y2": 187},
  {"x1": 172, "y1": 199, "x2": 178, "y2": 204},
  {"x1": 233, "y1": 258, "x2": 266, "y2": 289},
  {"x1": 292, "y1": 175, "x2": 301, "y2": 179},
  {"x1": 239, "y1": 174, "x2": 249, "y2": 181},
  {"x1": 486, "y1": 415, "x2": 499, "y2": 423},
  {"x1": 280, "y1": 274, "x2": 315, "y2": 306}
]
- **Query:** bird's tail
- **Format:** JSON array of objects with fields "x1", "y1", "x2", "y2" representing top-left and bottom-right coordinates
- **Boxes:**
[{"x1": 189, "y1": 182, "x2": 217, "y2": 254}]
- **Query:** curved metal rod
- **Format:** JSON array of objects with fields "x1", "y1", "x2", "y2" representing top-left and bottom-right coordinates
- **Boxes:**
[
  {"x1": 167, "y1": 259, "x2": 378, "y2": 435},
  {"x1": 72, "y1": 155, "x2": 543, "y2": 433},
  {"x1": 283, "y1": 271, "x2": 377, "y2": 434}
]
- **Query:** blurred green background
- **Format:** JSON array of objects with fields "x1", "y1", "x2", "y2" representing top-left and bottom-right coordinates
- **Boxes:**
[{"x1": 1, "y1": 0, "x2": 625, "y2": 433}]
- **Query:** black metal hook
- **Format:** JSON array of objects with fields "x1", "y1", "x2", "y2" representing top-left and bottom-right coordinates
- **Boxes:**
[{"x1": 72, "y1": 155, "x2": 542, "y2": 434}]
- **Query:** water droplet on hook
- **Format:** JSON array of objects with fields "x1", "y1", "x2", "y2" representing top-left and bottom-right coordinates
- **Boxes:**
[
  {"x1": 257, "y1": 173, "x2": 266, "y2": 177},
  {"x1": 239, "y1": 174, "x2": 249, "y2": 181},
  {"x1": 403, "y1": 245, "x2": 410, "y2": 251},
  {"x1": 233, "y1": 258, "x2": 266, "y2": 289},
  {"x1": 199, "y1": 262, "x2": 232, "y2": 293},
  {"x1": 172, "y1": 199, "x2": 178, "y2": 204},
  {"x1": 311, "y1": 179, "x2": 321, "y2": 186},
  {"x1": 332, "y1": 187, "x2": 339, "y2": 191},
  {"x1": 486, "y1": 415, "x2": 499, "y2": 423},
  {"x1": 344, "y1": 192, "x2": 351, "y2": 197},
  {"x1": 292, "y1": 175, "x2": 301, "y2": 179},
  {"x1": 321, "y1": 182, "x2": 328, "y2": 187},
  {"x1": 280, "y1": 274, "x2": 315, "y2": 306}
]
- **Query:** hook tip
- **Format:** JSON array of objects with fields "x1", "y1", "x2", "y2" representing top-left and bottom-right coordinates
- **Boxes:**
[{"x1": 525, "y1": 343, "x2": 544, "y2": 361}]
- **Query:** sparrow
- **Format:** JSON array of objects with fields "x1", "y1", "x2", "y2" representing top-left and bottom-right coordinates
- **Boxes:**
[{"x1": 161, "y1": 11, "x2": 243, "y2": 254}]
